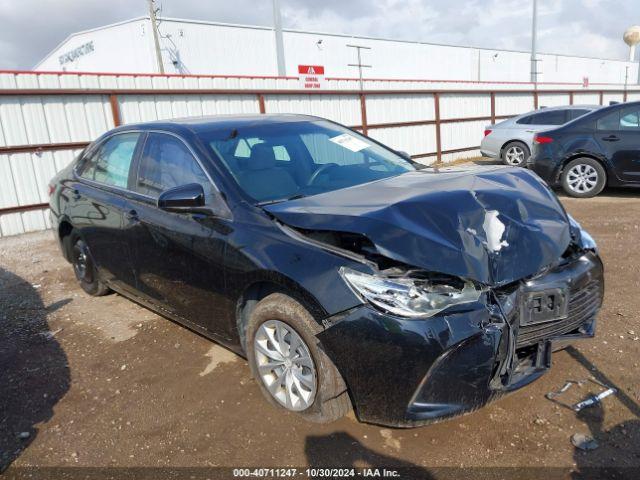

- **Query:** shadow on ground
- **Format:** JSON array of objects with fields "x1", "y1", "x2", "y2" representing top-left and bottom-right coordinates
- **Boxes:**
[
  {"x1": 567, "y1": 347, "x2": 640, "y2": 480},
  {"x1": 0, "y1": 267, "x2": 70, "y2": 472},
  {"x1": 305, "y1": 431, "x2": 434, "y2": 479}
]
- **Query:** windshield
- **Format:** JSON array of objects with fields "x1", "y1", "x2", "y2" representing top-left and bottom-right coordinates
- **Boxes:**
[{"x1": 201, "y1": 119, "x2": 417, "y2": 204}]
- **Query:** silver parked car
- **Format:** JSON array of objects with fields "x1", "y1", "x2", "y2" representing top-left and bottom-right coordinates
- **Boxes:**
[{"x1": 481, "y1": 105, "x2": 600, "y2": 166}]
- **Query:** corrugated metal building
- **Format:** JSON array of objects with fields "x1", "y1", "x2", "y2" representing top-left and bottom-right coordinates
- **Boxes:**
[{"x1": 35, "y1": 16, "x2": 638, "y2": 84}]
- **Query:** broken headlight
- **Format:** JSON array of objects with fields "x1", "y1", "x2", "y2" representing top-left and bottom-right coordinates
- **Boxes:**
[
  {"x1": 567, "y1": 214, "x2": 597, "y2": 251},
  {"x1": 339, "y1": 267, "x2": 485, "y2": 318}
]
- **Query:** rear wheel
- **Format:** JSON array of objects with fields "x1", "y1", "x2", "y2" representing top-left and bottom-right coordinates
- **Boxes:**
[
  {"x1": 246, "y1": 293, "x2": 350, "y2": 423},
  {"x1": 71, "y1": 237, "x2": 110, "y2": 296},
  {"x1": 561, "y1": 158, "x2": 606, "y2": 198},
  {"x1": 501, "y1": 141, "x2": 530, "y2": 166}
]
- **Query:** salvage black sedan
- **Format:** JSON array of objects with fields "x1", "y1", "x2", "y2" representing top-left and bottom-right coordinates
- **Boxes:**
[{"x1": 49, "y1": 114, "x2": 604, "y2": 427}]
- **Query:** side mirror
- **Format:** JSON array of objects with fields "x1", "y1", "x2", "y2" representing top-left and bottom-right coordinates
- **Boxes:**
[
  {"x1": 396, "y1": 150, "x2": 412, "y2": 161},
  {"x1": 157, "y1": 183, "x2": 205, "y2": 212}
]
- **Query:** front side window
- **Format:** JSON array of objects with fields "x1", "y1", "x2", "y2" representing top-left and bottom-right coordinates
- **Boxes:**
[
  {"x1": 620, "y1": 110, "x2": 640, "y2": 129},
  {"x1": 79, "y1": 132, "x2": 140, "y2": 188},
  {"x1": 204, "y1": 120, "x2": 417, "y2": 203},
  {"x1": 135, "y1": 133, "x2": 212, "y2": 197},
  {"x1": 596, "y1": 107, "x2": 640, "y2": 131}
]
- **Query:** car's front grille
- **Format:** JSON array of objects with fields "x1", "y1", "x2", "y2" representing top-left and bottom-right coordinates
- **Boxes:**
[{"x1": 516, "y1": 279, "x2": 602, "y2": 348}]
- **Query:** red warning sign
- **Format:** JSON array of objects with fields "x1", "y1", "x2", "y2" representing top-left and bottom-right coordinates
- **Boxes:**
[{"x1": 298, "y1": 65, "x2": 325, "y2": 89}]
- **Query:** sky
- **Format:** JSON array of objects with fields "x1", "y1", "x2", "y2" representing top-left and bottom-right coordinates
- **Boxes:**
[{"x1": 0, "y1": 0, "x2": 637, "y2": 70}]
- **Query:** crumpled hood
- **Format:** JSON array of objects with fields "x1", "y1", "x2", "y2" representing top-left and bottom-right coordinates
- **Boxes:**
[{"x1": 265, "y1": 165, "x2": 573, "y2": 286}]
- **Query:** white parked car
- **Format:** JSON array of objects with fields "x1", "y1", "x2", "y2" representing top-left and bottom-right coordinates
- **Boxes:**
[{"x1": 481, "y1": 105, "x2": 600, "y2": 166}]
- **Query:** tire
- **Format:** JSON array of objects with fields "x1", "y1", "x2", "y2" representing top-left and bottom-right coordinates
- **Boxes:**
[
  {"x1": 246, "y1": 293, "x2": 351, "y2": 423},
  {"x1": 501, "y1": 141, "x2": 530, "y2": 167},
  {"x1": 70, "y1": 236, "x2": 110, "y2": 296},
  {"x1": 561, "y1": 158, "x2": 606, "y2": 198}
]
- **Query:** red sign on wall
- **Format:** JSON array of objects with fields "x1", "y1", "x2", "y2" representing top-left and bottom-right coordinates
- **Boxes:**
[
  {"x1": 298, "y1": 65, "x2": 325, "y2": 89},
  {"x1": 298, "y1": 65, "x2": 325, "y2": 75}
]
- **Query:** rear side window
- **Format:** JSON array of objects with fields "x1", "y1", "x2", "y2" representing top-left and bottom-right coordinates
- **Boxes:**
[
  {"x1": 135, "y1": 133, "x2": 212, "y2": 197},
  {"x1": 527, "y1": 110, "x2": 568, "y2": 125},
  {"x1": 79, "y1": 133, "x2": 140, "y2": 188},
  {"x1": 597, "y1": 111, "x2": 620, "y2": 130},
  {"x1": 516, "y1": 115, "x2": 533, "y2": 125},
  {"x1": 569, "y1": 109, "x2": 592, "y2": 120}
]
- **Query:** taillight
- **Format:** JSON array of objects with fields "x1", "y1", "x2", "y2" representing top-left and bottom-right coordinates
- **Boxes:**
[
  {"x1": 48, "y1": 184, "x2": 56, "y2": 196},
  {"x1": 484, "y1": 129, "x2": 492, "y2": 137},
  {"x1": 534, "y1": 135, "x2": 554, "y2": 144}
]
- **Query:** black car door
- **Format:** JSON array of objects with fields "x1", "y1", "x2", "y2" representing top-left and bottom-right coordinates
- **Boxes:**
[
  {"x1": 594, "y1": 106, "x2": 640, "y2": 183},
  {"x1": 126, "y1": 131, "x2": 233, "y2": 338},
  {"x1": 70, "y1": 132, "x2": 142, "y2": 292}
]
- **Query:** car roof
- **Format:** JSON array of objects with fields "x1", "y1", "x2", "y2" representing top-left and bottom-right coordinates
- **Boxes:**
[
  {"x1": 518, "y1": 104, "x2": 601, "y2": 115},
  {"x1": 115, "y1": 113, "x2": 322, "y2": 136}
]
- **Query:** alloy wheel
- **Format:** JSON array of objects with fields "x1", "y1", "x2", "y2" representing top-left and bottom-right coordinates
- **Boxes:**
[
  {"x1": 505, "y1": 146, "x2": 526, "y2": 166},
  {"x1": 254, "y1": 320, "x2": 317, "y2": 411},
  {"x1": 72, "y1": 242, "x2": 90, "y2": 282},
  {"x1": 566, "y1": 164, "x2": 598, "y2": 194}
]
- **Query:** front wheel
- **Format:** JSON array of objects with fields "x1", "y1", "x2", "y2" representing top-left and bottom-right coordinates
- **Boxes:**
[
  {"x1": 246, "y1": 293, "x2": 351, "y2": 423},
  {"x1": 71, "y1": 237, "x2": 110, "y2": 296},
  {"x1": 561, "y1": 158, "x2": 606, "y2": 198}
]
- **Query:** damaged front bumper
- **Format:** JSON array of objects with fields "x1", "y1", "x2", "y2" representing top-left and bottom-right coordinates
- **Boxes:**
[{"x1": 317, "y1": 251, "x2": 603, "y2": 427}]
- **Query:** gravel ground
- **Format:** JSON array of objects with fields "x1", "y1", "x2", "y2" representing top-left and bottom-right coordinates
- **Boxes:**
[{"x1": 1, "y1": 185, "x2": 639, "y2": 479}]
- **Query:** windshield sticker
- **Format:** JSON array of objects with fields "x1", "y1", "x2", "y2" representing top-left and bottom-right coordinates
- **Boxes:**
[{"x1": 329, "y1": 133, "x2": 370, "y2": 152}]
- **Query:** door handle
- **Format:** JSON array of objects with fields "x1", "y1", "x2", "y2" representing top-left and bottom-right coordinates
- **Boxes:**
[
  {"x1": 125, "y1": 209, "x2": 139, "y2": 222},
  {"x1": 602, "y1": 135, "x2": 620, "y2": 142}
]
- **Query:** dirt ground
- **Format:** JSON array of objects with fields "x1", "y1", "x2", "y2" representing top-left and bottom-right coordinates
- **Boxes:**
[{"x1": 1, "y1": 182, "x2": 639, "y2": 479}]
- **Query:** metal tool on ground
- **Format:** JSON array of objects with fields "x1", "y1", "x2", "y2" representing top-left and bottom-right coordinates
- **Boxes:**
[{"x1": 546, "y1": 378, "x2": 617, "y2": 412}]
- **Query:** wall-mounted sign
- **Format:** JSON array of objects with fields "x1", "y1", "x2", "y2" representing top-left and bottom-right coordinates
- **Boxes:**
[
  {"x1": 59, "y1": 41, "x2": 95, "y2": 66},
  {"x1": 582, "y1": 77, "x2": 589, "y2": 88},
  {"x1": 298, "y1": 65, "x2": 325, "y2": 89}
]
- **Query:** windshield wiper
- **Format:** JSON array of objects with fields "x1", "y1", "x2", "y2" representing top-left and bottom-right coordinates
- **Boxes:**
[{"x1": 257, "y1": 193, "x2": 306, "y2": 206}]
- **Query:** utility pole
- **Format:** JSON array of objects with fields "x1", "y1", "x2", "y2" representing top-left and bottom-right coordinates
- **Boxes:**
[
  {"x1": 530, "y1": 0, "x2": 538, "y2": 83},
  {"x1": 148, "y1": 0, "x2": 164, "y2": 74},
  {"x1": 347, "y1": 44, "x2": 372, "y2": 90},
  {"x1": 625, "y1": 65, "x2": 629, "y2": 95},
  {"x1": 272, "y1": 0, "x2": 286, "y2": 76}
]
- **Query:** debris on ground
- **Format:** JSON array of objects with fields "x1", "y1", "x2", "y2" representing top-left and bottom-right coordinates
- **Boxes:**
[
  {"x1": 38, "y1": 328, "x2": 63, "y2": 340},
  {"x1": 546, "y1": 378, "x2": 617, "y2": 412},
  {"x1": 571, "y1": 433, "x2": 599, "y2": 451}
]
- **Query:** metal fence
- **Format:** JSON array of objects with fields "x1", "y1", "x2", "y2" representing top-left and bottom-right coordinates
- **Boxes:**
[{"x1": 1, "y1": 70, "x2": 638, "y2": 237}]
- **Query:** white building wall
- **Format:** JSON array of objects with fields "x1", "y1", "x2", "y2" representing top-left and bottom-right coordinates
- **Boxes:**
[
  {"x1": 37, "y1": 19, "x2": 154, "y2": 73},
  {"x1": 35, "y1": 17, "x2": 639, "y2": 85}
]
